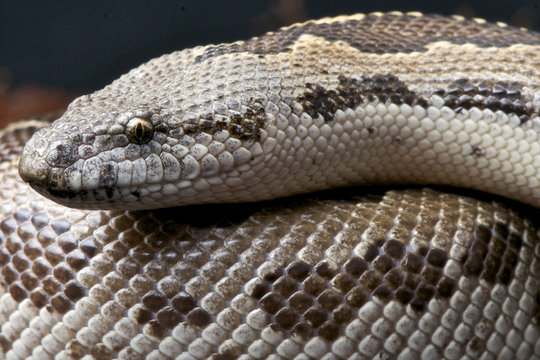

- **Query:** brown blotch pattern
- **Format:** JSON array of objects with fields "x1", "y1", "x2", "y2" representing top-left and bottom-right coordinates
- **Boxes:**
[
  {"x1": 435, "y1": 78, "x2": 537, "y2": 123},
  {"x1": 299, "y1": 75, "x2": 428, "y2": 121},
  {"x1": 178, "y1": 100, "x2": 266, "y2": 141},
  {"x1": 0, "y1": 209, "x2": 91, "y2": 314},
  {"x1": 298, "y1": 75, "x2": 538, "y2": 123},
  {"x1": 464, "y1": 222, "x2": 524, "y2": 285},
  {"x1": 194, "y1": 13, "x2": 540, "y2": 63},
  {"x1": 247, "y1": 218, "x2": 528, "y2": 341}
]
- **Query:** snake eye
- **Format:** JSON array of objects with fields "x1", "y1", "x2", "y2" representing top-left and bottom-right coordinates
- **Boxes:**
[{"x1": 125, "y1": 117, "x2": 154, "y2": 144}]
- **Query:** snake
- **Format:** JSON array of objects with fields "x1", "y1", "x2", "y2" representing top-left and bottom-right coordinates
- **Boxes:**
[{"x1": 1, "y1": 11, "x2": 539, "y2": 359}]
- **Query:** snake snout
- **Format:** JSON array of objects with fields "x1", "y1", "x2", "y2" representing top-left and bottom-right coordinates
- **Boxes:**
[
  {"x1": 19, "y1": 131, "x2": 77, "y2": 192},
  {"x1": 18, "y1": 149, "x2": 48, "y2": 187}
]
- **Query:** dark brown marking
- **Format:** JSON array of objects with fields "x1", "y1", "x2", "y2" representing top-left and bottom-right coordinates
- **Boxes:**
[
  {"x1": 373, "y1": 285, "x2": 393, "y2": 301},
  {"x1": 359, "y1": 270, "x2": 382, "y2": 291},
  {"x1": 260, "y1": 293, "x2": 285, "y2": 314},
  {"x1": 437, "y1": 78, "x2": 537, "y2": 122},
  {"x1": 44, "y1": 244, "x2": 66, "y2": 266},
  {"x1": 383, "y1": 239, "x2": 406, "y2": 259},
  {"x1": 157, "y1": 306, "x2": 184, "y2": 329},
  {"x1": 31, "y1": 258, "x2": 50, "y2": 278},
  {"x1": 422, "y1": 266, "x2": 442, "y2": 285},
  {"x1": 9, "y1": 283, "x2": 27, "y2": 302},
  {"x1": 2, "y1": 264, "x2": 18, "y2": 284},
  {"x1": 319, "y1": 321, "x2": 340, "y2": 341},
  {"x1": 209, "y1": 353, "x2": 237, "y2": 360},
  {"x1": 29, "y1": 289, "x2": 48, "y2": 308},
  {"x1": 287, "y1": 260, "x2": 312, "y2": 281},
  {"x1": 298, "y1": 75, "x2": 538, "y2": 123},
  {"x1": 315, "y1": 261, "x2": 336, "y2": 279},
  {"x1": 261, "y1": 265, "x2": 283, "y2": 282},
  {"x1": 426, "y1": 248, "x2": 447, "y2": 267},
  {"x1": 186, "y1": 308, "x2": 212, "y2": 329},
  {"x1": 333, "y1": 273, "x2": 355, "y2": 293},
  {"x1": 332, "y1": 303, "x2": 353, "y2": 324},
  {"x1": 171, "y1": 292, "x2": 197, "y2": 314},
  {"x1": 42, "y1": 275, "x2": 61, "y2": 295},
  {"x1": 12, "y1": 252, "x2": 29, "y2": 272},
  {"x1": 66, "y1": 250, "x2": 89, "y2": 270},
  {"x1": 64, "y1": 280, "x2": 86, "y2": 301},
  {"x1": 179, "y1": 100, "x2": 266, "y2": 142},
  {"x1": 90, "y1": 343, "x2": 114, "y2": 360},
  {"x1": 273, "y1": 276, "x2": 298, "y2": 297},
  {"x1": 304, "y1": 305, "x2": 328, "y2": 328},
  {"x1": 52, "y1": 264, "x2": 73, "y2": 283},
  {"x1": 404, "y1": 272, "x2": 421, "y2": 291},
  {"x1": 384, "y1": 268, "x2": 404, "y2": 289},
  {"x1": 346, "y1": 286, "x2": 369, "y2": 307},
  {"x1": 298, "y1": 75, "x2": 429, "y2": 122},
  {"x1": 437, "y1": 277, "x2": 455, "y2": 298},
  {"x1": 289, "y1": 292, "x2": 313, "y2": 313},
  {"x1": 66, "y1": 339, "x2": 86, "y2": 359},
  {"x1": 291, "y1": 323, "x2": 313, "y2": 341},
  {"x1": 275, "y1": 308, "x2": 299, "y2": 329},
  {"x1": 416, "y1": 284, "x2": 435, "y2": 302},
  {"x1": 318, "y1": 289, "x2": 342, "y2": 311},
  {"x1": 471, "y1": 146, "x2": 484, "y2": 157},
  {"x1": 373, "y1": 254, "x2": 395, "y2": 274},
  {"x1": 1, "y1": 219, "x2": 16, "y2": 239},
  {"x1": 20, "y1": 271, "x2": 39, "y2": 290},
  {"x1": 465, "y1": 237, "x2": 489, "y2": 276},
  {"x1": 0, "y1": 335, "x2": 10, "y2": 353},
  {"x1": 250, "y1": 282, "x2": 270, "y2": 299},
  {"x1": 194, "y1": 13, "x2": 540, "y2": 64},
  {"x1": 134, "y1": 306, "x2": 153, "y2": 324},
  {"x1": 142, "y1": 290, "x2": 168, "y2": 312},
  {"x1": 146, "y1": 320, "x2": 167, "y2": 340},
  {"x1": 80, "y1": 237, "x2": 99, "y2": 258},
  {"x1": 0, "y1": 248, "x2": 8, "y2": 267},
  {"x1": 396, "y1": 287, "x2": 414, "y2": 304},
  {"x1": 403, "y1": 253, "x2": 423, "y2": 274},
  {"x1": 50, "y1": 293, "x2": 72, "y2": 314},
  {"x1": 302, "y1": 274, "x2": 326, "y2": 296},
  {"x1": 344, "y1": 256, "x2": 369, "y2": 276}
]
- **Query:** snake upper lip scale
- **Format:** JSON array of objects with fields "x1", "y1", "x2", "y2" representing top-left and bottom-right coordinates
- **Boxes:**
[{"x1": 18, "y1": 12, "x2": 540, "y2": 211}]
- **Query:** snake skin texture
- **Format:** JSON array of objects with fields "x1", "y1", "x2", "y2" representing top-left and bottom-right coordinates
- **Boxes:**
[
  {"x1": 8, "y1": 11, "x2": 540, "y2": 359},
  {"x1": 18, "y1": 12, "x2": 540, "y2": 210},
  {"x1": 3, "y1": 119, "x2": 540, "y2": 359}
]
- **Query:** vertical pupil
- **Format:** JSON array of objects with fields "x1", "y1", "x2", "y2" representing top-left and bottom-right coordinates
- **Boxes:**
[{"x1": 136, "y1": 123, "x2": 143, "y2": 139}]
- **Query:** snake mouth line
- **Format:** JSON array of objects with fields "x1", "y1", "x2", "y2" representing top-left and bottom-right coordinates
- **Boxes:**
[{"x1": 24, "y1": 180, "x2": 121, "y2": 209}]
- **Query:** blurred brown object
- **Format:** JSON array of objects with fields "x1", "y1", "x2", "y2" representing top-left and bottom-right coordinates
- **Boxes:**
[
  {"x1": 250, "y1": 0, "x2": 308, "y2": 35},
  {"x1": 0, "y1": 83, "x2": 77, "y2": 127}
]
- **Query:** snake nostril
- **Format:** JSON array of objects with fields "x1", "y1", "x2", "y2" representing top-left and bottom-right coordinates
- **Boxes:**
[{"x1": 44, "y1": 141, "x2": 76, "y2": 167}]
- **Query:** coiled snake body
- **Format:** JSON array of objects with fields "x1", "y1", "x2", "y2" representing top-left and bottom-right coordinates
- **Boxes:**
[{"x1": 3, "y1": 12, "x2": 540, "y2": 359}]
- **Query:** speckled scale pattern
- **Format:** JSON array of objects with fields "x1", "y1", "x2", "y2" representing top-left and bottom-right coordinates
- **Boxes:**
[
  {"x1": 3, "y1": 120, "x2": 540, "y2": 359},
  {"x1": 18, "y1": 12, "x2": 540, "y2": 210},
  {"x1": 194, "y1": 12, "x2": 540, "y2": 62}
]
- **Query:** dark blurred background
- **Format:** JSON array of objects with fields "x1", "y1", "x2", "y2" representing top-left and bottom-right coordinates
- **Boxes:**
[{"x1": 0, "y1": 0, "x2": 538, "y2": 124}]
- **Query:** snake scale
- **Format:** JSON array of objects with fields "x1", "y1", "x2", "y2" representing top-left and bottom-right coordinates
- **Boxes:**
[{"x1": 1, "y1": 11, "x2": 539, "y2": 359}]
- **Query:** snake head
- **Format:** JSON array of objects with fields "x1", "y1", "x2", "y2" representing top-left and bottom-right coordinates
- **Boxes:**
[
  {"x1": 18, "y1": 47, "x2": 280, "y2": 210},
  {"x1": 18, "y1": 95, "x2": 275, "y2": 210},
  {"x1": 19, "y1": 100, "x2": 170, "y2": 210}
]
